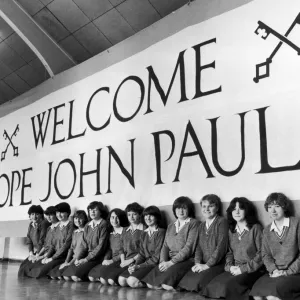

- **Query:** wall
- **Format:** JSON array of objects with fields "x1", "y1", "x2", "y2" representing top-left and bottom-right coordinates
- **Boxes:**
[{"x1": 2, "y1": 0, "x2": 300, "y2": 260}]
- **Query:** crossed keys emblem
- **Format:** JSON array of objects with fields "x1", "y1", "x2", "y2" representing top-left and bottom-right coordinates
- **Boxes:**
[
  {"x1": 1, "y1": 124, "x2": 20, "y2": 161},
  {"x1": 254, "y1": 13, "x2": 300, "y2": 83}
]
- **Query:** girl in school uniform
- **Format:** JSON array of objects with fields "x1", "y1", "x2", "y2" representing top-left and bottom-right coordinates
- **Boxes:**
[
  {"x1": 48, "y1": 210, "x2": 88, "y2": 280},
  {"x1": 250, "y1": 192, "x2": 300, "y2": 300},
  {"x1": 26, "y1": 206, "x2": 59, "y2": 277},
  {"x1": 62, "y1": 201, "x2": 109, "y2": 282},
  {"x1": 18, "y1": 205, "x2": 50, "y2": 277},
  {"x1": 119, "y1": 206, "x2": 166, "y2": 288},
  {"x1": 177, "y1": 194, "x2": 228, "y2": 292},
  {"x1": 143, "y1": 196, "x2": 199, "y2": 291},
  {"x1": 202, "y1": 197, "x2": 264, "y2": 300},
  {"x1": 88, "y1": 208, "x2": 128, "y2": 283},
  {"x1": 28, "y1": 202, "x2": 74, "y2": 278},
  {"x1": 90, "y1": 202, "x2": 145, "y2": 286}
]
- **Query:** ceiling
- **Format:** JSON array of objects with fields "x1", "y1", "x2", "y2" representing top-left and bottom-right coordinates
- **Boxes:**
[{"x1": 0, "y1": 0, "x2": 188, "y2": 107}]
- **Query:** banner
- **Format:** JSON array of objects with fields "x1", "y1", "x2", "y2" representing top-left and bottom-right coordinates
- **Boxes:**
[{"x1": 1, "y1": 0, "x2": 300, "y2": 220}]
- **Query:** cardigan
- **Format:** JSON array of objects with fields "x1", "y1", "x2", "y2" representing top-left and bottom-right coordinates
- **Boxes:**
[
  {"x1": 160, "y1": 218, "x2": 199, "y2": 264},
  {"x1": 262, "y1": 216, "x2": 300, "y2": 275},
  {"x1": 26, "y1": 219, "x2": 50, "y2": 253},
  {"x1": 119, "y1": 225, "x2": 146, "y2": 260},
  {"x1": 65, "y1": 229, "x2": 84, "y2": 263},
  {"x1": 103, "y1": 228, "x2": 124, "y2": 262},
  {"x1": 195, "y1": 216, "x2": 228, "y2": 267},
  {"x1": 50, "y1": 221, "x2": 74, "y2": 260},
  {"x1": 77, "y1": 219, "x2": 109, "y2": 261},
  {"x1": 225, "y1": 223, "x2": 263, "y2": 273},
  {"x1": 44, "y1": 224, "x2": 59, "y2": 257},
  {"x1": 135, "y1": 227, "x2": 166, "y2": 268}
]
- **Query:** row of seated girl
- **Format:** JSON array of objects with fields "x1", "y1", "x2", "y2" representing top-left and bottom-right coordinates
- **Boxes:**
[{"x1": 18, "y1": 193, "x2": 300, "y2": 300}]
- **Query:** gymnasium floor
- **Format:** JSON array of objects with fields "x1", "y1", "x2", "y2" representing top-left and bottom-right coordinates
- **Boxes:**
[{"x1": 0, "y1": 262, "x2": 212, "y2": 300}]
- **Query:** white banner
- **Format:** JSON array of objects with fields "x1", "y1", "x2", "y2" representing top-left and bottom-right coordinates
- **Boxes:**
[{"x1": 1, "y1": 0, "x2": 300, "y2": 220}]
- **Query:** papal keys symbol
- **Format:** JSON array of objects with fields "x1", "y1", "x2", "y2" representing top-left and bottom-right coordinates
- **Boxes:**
[
  {"x1": 1, "y1": 124, "x2": 20, "y2": 161},
  {"x1": 254, "y1": 13, "x2": 300, "y2": 83}
]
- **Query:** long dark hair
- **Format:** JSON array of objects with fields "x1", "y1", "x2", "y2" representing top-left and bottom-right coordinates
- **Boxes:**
[
  {"x1": 227, "y1": 197, "x2": 259, "y2": 233},
  {"x1": 107, "y1": 208, "x2": 129, "y2": 233}
]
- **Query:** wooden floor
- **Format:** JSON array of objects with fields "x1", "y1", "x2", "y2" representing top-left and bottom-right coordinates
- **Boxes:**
[{"x1": 0, "y1": 262, "x2": 212, "y2": 300}]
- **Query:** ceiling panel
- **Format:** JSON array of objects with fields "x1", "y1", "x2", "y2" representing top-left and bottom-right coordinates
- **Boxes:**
[
  {"x1": 16, "y1": 64, "x2": 46, "y2": 87},
  {"x1": 47, "y1": 0, "x2": 90, "y2": 32},
  {"x1": 0, "y1": 80, "x2": 18, "y2": 101},
  {"x1": 16, "y1": 0, "x2": 45, "y2": 16},
  {"x1": 117, "y1": 0, "x2": 161, "y2": 31},
  {"x1": 59, "y1": 35, "x2": 91, "y2": 63},
  {"x1": 93, "y1": 8, "x2": 134, "y2": 45},
  {"x1": 109, "y1": 0, "x2": 126, "y2": 6},
  {"x1": 33, "y1": 8, "x2": 70, "y2": 42},
  {"x1": 39, "y1": 0, "x2": 54, "y2": 5},
  {"x1": 0, "y1": 42, "x2": 26, "y2": 72},
  {"x1": 3, "y1": 73, "x2": 31, "y2": 94},
  {"x1": 74, "y1": 22, "x2": 112, "y2": 55},
  {"x1": 5, "y1": 33, "x2": 37, "y2": 63},
  {"x1": 29, "y1": 58, "x2": 50, "y2": 79},
  {"x1": 0, "y1": 61, "x2": 12, "y2": 80},
  {"x1": 0, "y1": 17, "x2": 14, "y2": 40},
  {"x1": 73, "y1": 0, "x2": 113, "y2": 21},
  {"x1": 149, "y1": 0, "x2": 187, "y2": 17}
]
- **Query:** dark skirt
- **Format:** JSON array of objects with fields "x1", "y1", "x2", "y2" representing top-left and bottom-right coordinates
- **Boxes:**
[
  {"x1": 48, "y1": 264, "x2": 68, "y2": 278},
  {"x1": 120, "y1": 265, "x2": 155, "y2": 280},
  {"x1": 62, "y1": 260, "x2": 100, "y2": 280},
  {"x1": 27, "y1": 258, "x2": 64, "y2": 278},
  {"x1": 143, "y1": 260, "x2": 194, "y2": 288},
  {"x1": 177, "y1": 264, "x2": 225, "y2": 292},
  {"x1": 250, "y1": 273, "x2": 300, "y2": 299},
  {"x1": 202, "y1": 269, "x2": 264, "y2": 300},
  {"x1": 18, "y1": 258, "x2": 32, "y2": 277},
  {"x1": 88, "y1": 261, "x2": 127, "y2": 282}
]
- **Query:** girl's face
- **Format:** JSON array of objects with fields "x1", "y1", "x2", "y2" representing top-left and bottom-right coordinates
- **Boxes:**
[
  {"x1": 46, "y1": 214, "x2": 58, "y2": 224},
  {"x1": 77, "y1": 217, "x2": 85, "y2": 228},
  {"x1": 175, "y1": 206, "x2": 188, "y2": 221},
  {"x1": 89, "y1": 207, "x2": 101, "y2": 220},
  {"x1": 56, "y1": 211, "x2": 69, "y2": 222},
  {"x1": 110, "y1": 212, "x2": 121, "y2": 228},
  {"x1": 127, "y1": 211, "x2": 140, "y2": 225},
  {"x1": 30, "y1": 213, "x2": 42, "y2": 223},
  {"x1": 268, "y1": 202, "x2": 285, "y2": 222},
  {"x1": 232, "y1": 202, "x2": 246, "y2": 223},
  {"x1": 201, "y1": 200, "x2": 218, "y2": 220},
  {"x1": 144, "y1": 214, "x2": 157, "y2": 227},
  {"x1": 74, "y1": 217, "x2": 79, "y2": 228}
]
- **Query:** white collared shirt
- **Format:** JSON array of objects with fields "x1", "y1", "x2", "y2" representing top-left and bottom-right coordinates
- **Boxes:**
[
  {"x1": 88, "y1": 219, "x2": 102, "y2": 229},
  {"x1": 126, "y1": 223, "x2": 144, "y2": 232},
  {"x1": 206, "y1": 215, "x2": 217, "y2": 230},
  {"x1": 270, "y1": 217, "x2": 290, "y2": 235},
  {"x1": 144, "y1": 226, "x2": 159, "y2": 237},
  {"x1": 74, "y1": 228, "x2": 85, "y2": 233},
  {"x1": 31, "y1": 222, "x2": 37, "y2": 228},
  {"x1": 111, "y1": 227, "x2": 124, "y2": 235},
  {"x1": 174, "y1": 218, "x2": 191, "y2": 233},
  {"x1": 235, "y1": 224, "x2": 249, "y2": 235},
  {"x1": 59, "y1": 220, "x2": 70, "y2": 228},
  {"x1": 50, "y1": 222, "x2": 60, "y2": 230}
]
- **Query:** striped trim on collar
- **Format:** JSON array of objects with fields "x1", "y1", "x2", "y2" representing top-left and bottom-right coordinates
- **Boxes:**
[{"x1": 111, "y1": 227, "x2": 124, "y2": 235}]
